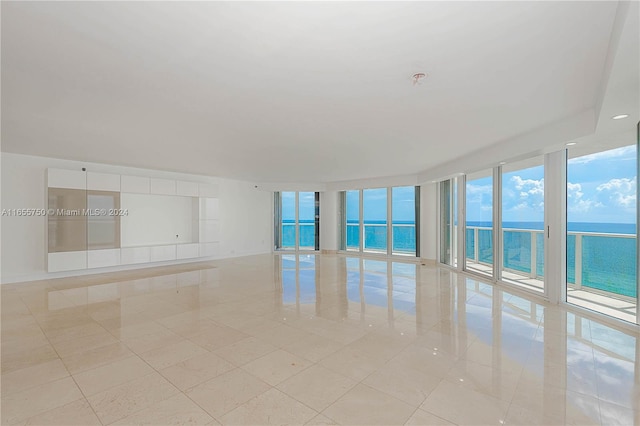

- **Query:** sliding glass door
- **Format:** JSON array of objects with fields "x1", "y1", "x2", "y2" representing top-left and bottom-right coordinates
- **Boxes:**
[
  {"x1": 439, "y1": 179, "x2": 457, "y2": 266},
  {"x1": 465, "y1": 170, "x2": 494, "y2": 277},
  {"x1": 567, "y1": 144, "x2": 637, "y2": 323},
  {"x1": 363, "y1": 188, "x2": 387, "y2": 253},
  {"x1": 391, "y1": 186, "x2": 417, "y2": 255},
  {"x1": 501, "y1": 157, "x2": 545, "y2": 293},
  {"x1": 298, "y1": 192, "x2": 316, "y2": 250},
  {"x1": 346, "y1": 190, "x2": 360, "y2": 251},
  {"x1": 275, "y1": 192, "x2": 319, "y2": 251},
  {"x1": 442, "y1": 137, "x2": 638, "y2": 324},
  {"x1": 341, "y1": 187, "x2": 420, "y2": 256},
  {"x1": 280, "y1": 192, "x2": 296, "y2": 249}
]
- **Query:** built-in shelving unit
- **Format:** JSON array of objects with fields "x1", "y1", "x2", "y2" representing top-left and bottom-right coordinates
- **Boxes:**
[{"x1": 46, "y1": 168, "x2": 220, "y2": 273}]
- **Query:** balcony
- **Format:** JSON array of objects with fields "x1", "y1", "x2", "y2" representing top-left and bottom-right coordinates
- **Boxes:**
[
  {"x1": 465, "y1": 226, "x2": 637, "y2": 323},
  {"x1": 346, "y1": 222, "x2": 416, "y2": 254}
]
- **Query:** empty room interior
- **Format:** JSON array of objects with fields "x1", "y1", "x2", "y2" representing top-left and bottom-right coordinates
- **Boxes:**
[{"x1": 1, "y1": 1, "x2": 640, "y2": 425}]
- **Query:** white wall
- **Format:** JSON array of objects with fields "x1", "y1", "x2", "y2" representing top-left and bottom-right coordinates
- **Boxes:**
[
  {"x1": 420, "y1": 184, "x2": 438, "y2": 262},
  {"x1": 218, "y1": 179, "x2": 272, "y2": 258},
  {"x1": 1, "y1": 153, "x2": 272, "y2": 283},
  {"x1": 320, "y1": 191, "x2": 339, "y2": 251}
]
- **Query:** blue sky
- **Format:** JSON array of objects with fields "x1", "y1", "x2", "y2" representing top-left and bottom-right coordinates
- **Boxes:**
[
  {"x1": 285, "y1": 145, "x2": 637, "y2": 226},
  {"x1": 466, "y1": 145, "x2": 637, "y2": 225},
  {"x1": 567, "y1": 145, "x2": 636, "y2": 224},
  {"x1": 346, "y1": 186, "x2": 415, "y2": 223},
  {"x1": 282, "y1": 191, "x2": 315, "y2": 221}
]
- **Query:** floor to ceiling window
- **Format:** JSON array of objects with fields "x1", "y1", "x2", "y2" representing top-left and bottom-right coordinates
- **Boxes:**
[
  {"x1": 501, "y1": 157, "x2": 545, "y2": 293},
  {"x1": 298, "y1": 192, "x2": 316, "y2": 250},
  {"x1": 567, "y1": 144, "x2": 637, "y2": 323},
  {"x1": 363, "y1": 188, "x2": 387, "y2": 253},
  {"x1": 275, "y1": 192, "x2": 319, "y2": 251},
  {"x1": 440, "y1": 138, "x2": 638, "y2": 325},
  {"x1": 391, "y1": 186, "x2": 417, "y2": 255},
  {"x1": 439, "y1": 178, "x2": 457, "y2": 266},
  {"x1": 280, "y1": 192, "x2": 296, "y2": 250},
  {"x1": 341, "y1": 186, "x2": 419, "y2": 256},
  {"x1": 346, "y1": 190, "x2": 360, "y2": 251},
  {"x1": 465, "y1": 170, "x2": 494, "y2": 277}
]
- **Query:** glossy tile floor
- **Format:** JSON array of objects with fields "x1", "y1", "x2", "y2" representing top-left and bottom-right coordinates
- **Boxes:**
[{"x1": 2, "y1": 254, "x2": 639, "y2": 425}]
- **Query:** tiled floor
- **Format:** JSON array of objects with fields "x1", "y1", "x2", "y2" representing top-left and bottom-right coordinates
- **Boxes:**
[
  {"x1": 2, "y1": 254, "x2": 639, "y2": 425},
  {"x1": 465, "y1": 260, "x2": 637, "y2": 323}
]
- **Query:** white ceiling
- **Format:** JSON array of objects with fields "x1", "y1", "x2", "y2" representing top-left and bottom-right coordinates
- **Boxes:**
[{"x1": 1, "y1": 1, "x2": 634, "y2": 184}]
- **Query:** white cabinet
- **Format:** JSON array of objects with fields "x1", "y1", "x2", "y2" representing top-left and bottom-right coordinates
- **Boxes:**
[
  {"x1": 199, "y1": 183, "x2": 219, "y2": 198},
  {"x1": 47, "y1": 169, "x2": 86, "y2": 190},
  {"x1": 87, "y1": 249, "x2": 120, "y2": 268},
  {"x1": 46, "y1": 170, "x2": 217, "y2": 274},
  {"x1": 150, "y1": 178, "x2": 176, "y2": 195},
  {"x1": 48, "y1": 251, "x2": 87, "y2": 272},
  {"x1": 121, "y1": 176, "x2": 150, "y2": 193},
  {"x1": 177, "y1": 243, "x2": 199, "y2": 259},
  {"x1": 150, "y1": 245, "x2": 176, "y2": 262},
  {"x1": 200, "y1": 198, "x2": 219, "y2": 220},
  {"x1": 121, "y1": 247, "x2": 151, "y2": 265},
  {"x1": 177, "y1": 181, "x2": 199, "y2": 197},
  {"x1": 87, "y1": 172, "x2": 120, "y2": 192}
]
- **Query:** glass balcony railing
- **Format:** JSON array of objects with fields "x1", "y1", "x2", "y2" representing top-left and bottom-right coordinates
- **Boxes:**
[
  {"x1": 346, "y1": 222, "x2": 416, "y2": 254},
  {"x1": 465, "y1": 226, "x2": 637, "y2": 298},
  {"x1": 364, "y1": 223, "x2": 387, "y2": 252},
  {"x1": 281, "y1": 223, "x2": 315, "y2": 249},
  {"x1": 346, "y1": 223, "x2": 360, "y2": 249}
]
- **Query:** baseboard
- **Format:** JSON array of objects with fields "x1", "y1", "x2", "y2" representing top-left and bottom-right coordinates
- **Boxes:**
[
  {"x1": 321, "y1": 250, "x2": 339, "y2": 255},
  {"x1": 1, "y1": 250, "x2": 273, "y2": 284}
]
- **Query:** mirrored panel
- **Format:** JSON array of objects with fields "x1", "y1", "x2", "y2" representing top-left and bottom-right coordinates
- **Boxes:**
[
  {"x1": 87, "y1": 190, "x2": 121, "y2": 250},
  {"x1": 47, "y1": 188, "x2": 87, "y2": 253}
]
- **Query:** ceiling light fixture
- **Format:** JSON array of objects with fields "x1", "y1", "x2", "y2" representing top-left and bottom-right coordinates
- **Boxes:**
[
  {"x1": 412, "y1": 73, "x2": 427, "y2": 85},
  {"x1": 612, "y1": 114, "x2": 629, "y2": 120},
  {"x1": 566, "y1": 142, "x2": 577, "y2": 146},
  {"x1": 499, "y1": 161, "x2": 507, "y2": 165}
]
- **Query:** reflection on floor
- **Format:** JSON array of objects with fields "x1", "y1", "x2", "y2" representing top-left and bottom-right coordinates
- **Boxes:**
[
  {"x1": 466, "y1": 259, "x2": 637, "y2": 324},
  {"x1": 2, "y1": 254, "x2": 639, "y2": 425}
]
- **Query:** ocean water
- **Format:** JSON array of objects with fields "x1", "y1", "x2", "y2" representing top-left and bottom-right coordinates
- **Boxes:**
[
  {"x1": 466, "y1": 221, "x2": 637, "y2": 298},
  {"x1": 281, "y1": 220, "x2": 316, "y2": 248},
  {"x1": 282, "y1": 220, "x2": 637, "y2": 298},
  {"x1": 284, "y1": 220, "x2": 416, "y2": 252}
]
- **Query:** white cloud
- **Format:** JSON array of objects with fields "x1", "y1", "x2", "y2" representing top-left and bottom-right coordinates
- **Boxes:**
[
  {"x1": 567, "y1": 182, "x2": 583, "y2": 197},
  {"x1": 511, "y1": 176, "x2": 544, "y2": 197},
  {"x1": 568, "y1": 145, "x2": 636, "y2": 165},
  {"x1": 596, "y1": 177, "x2": 637, "y2": 208},
  {"x1": 512, "y1": 202, "x2": 529, "y2": 211},
  {"x1": 567, "y1": 182, "x2": 597, "y2": 213},
  {"x1": 466, "y1": 183, "x2": 492, "y2": 195},
  {"x1": 596, "y1": 177, "x2": 635, "y2": 192}
]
